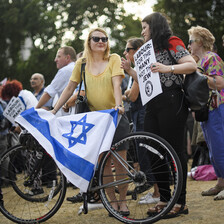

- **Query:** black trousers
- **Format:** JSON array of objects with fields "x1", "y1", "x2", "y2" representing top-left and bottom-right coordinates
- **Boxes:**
[{"x1": 144, "y1": 89, "x2": 188, "y2": 205}]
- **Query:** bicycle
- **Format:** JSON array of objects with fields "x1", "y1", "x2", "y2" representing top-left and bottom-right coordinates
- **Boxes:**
[{"x1": 0, "y1": 131, "x2": 183, "y2": 224}]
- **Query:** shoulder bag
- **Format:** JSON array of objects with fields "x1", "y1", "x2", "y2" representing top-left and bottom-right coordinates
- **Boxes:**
[
  {"x1": 183, "y1": 69, "x2": 209, "y2": 111},
  {"x1": 75, "y1": 59, "x2": 90, "y2": 114},
  {"x1": 167, "y1": 49, "x2": 210, "y2": 121}
]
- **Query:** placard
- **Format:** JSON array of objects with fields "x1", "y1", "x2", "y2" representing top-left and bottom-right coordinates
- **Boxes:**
[
  {"x1": 134, "y1": 39, "x2": 162, "y2": 105},
  {"x1": 3, "y1": 96, "x2": 25, "y2": 125}
]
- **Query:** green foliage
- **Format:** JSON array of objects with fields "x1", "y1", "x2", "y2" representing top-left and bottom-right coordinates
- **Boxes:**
[
  {"x1": 111, "y1": 14, "x2": 142, "y2": 54},
  {"x1": 57, "y1": 0, "x2": 142, "y2": 56},
  {"x1": 2, "y1": 0, "x2": 224, "y2": 91},
  {"x1": 0, "y1": 0, "x2": 143, "y2": 89},
  {"x1": 153, "y1": 0, "x2": 224, "y2": 59}
]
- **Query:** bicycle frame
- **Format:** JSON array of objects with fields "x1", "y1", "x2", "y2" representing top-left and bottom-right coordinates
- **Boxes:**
[
  {"x1": 0, "y1": 131, "x2": 183, "y2": 224},
  {"x1": 89, "y1": 149, "x2": 137, "y2": 193}
]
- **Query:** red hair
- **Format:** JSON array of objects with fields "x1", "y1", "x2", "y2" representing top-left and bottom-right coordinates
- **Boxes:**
[{"x1": 1, "y1": 80, "x2": 23, "y2": 101}]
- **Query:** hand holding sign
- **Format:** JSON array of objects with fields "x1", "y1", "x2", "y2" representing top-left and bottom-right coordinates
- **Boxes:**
[{"x1": 134, "y1": 40, "x2": 162, "y2": 105}]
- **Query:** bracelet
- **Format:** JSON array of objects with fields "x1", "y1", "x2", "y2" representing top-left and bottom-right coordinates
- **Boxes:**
[
  {"x1": 52, "y1": 108, "x2": 57, "y2": 113},
  {"x1": 116, "y1": 105, "x2": 123, "y2": 108},
  {"x1": 171, "y1": 65, "x2": 174, "y2": 73}
]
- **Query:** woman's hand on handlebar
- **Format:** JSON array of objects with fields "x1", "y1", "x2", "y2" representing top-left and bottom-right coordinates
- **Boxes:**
[{"x1": 114, "y1": 105, "x2": 125, "y2": 114}]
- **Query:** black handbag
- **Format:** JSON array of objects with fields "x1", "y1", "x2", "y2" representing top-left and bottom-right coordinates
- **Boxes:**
[
  {"x1": 183, "y1": 70, "x2": 209, "y2": 111},
  {"x1": 167, "y1": 49, "x2": 209, "y2": 112},
  {"x1": 75, "y1": 60, "x2": 90, "y2": 114},
  {"x1": 194, "y1": 103, "x2": 209, "y2": 122}
]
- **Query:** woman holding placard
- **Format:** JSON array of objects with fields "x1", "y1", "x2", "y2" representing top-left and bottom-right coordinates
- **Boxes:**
[
  {"x1": 123, "y1": 37, "x2": 160, "y2": 204},
  {"x1": 121, "y1": 12, "x2": 197, "y2": 218}
]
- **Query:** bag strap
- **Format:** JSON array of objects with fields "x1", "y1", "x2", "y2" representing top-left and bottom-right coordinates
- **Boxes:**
[
  {"x1": 167, "y1": 48, "x2": 205, "y2": 73},
  {"x1": 77, "y1": 58, "x2": 86, "y2": 97},
  {"x1": 166, "y1": 48, "x2": 206, "y2": 84},
  {"x1": 166, "y1": 48, "x2": 185, "y2": 92},
  {"x1": 165, "y1": 48, "x2": 186, "y2": 114},
  {"x1": 166, "y1": 48, "x2": 177, "y2": 65}
]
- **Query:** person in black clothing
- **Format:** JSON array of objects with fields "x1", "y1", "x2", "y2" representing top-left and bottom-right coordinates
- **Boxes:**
[{"x1": 121, "y1": 12, "x2": 197, "y2": 218}]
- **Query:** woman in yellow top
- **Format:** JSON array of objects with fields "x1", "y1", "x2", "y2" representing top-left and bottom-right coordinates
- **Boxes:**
[{"x1": 52, "y1": 27, "x2": 130, "y2": 215}]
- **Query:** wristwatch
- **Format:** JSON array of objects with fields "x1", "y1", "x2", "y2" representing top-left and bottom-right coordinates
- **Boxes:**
[{"x1": 171, "y1": 65, "x2": 175, "y2": 73}]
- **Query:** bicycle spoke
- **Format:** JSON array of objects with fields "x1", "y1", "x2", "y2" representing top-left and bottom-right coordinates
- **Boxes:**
[
  {"x1": 0, "y1": 144, "x2": 66, "y2": 223},
  {"x1": 98, "y1": 132, "x2": 183, "y2": 224}
]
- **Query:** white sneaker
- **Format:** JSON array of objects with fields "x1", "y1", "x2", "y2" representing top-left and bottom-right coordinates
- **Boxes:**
[
  {"x1": 139, "y1": 192, "x2": 160, "y2": 204},
  {"x1": 79, "y1": 203, "x2": 104, "y2": 211},
  {"x1": 139, "y1": 192, "x2": 153, "y2": 201}
]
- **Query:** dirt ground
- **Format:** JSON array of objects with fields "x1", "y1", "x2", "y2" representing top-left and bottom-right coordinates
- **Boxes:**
[{"x1": 1, "y1": 160, "x2": 224, "y2": 224}]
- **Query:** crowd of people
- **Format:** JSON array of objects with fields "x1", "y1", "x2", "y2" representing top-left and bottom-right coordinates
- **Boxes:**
[{"x1": 1, "y1": 11, "x2": 224, "y2": 220}]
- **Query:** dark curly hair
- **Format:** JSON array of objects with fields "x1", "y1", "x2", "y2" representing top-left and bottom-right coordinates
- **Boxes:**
[{"x1": 1, "y1": 80, "x2": 23, "y2": 101}]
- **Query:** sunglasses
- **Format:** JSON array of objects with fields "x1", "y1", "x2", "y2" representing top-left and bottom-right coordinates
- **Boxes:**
[
  {"x1": 125, "y1": 47, "x2": 136, "y2": 53},
  {"x1": 189, "y1": 39, "x2": 196, "y2": 45},
  {"x1": 91, "y1": 36, "x2": 108, "y2": 43}
]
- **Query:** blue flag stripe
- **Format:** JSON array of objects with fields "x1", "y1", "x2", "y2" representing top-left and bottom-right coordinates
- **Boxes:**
[{"x1": 21, "y1": 108, "x2": 94, "y2": 181}]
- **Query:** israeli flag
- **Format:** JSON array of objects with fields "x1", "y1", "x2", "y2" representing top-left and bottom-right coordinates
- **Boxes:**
[{"x1": 15, "y1": 108, "x2": 119, "y2": 192}]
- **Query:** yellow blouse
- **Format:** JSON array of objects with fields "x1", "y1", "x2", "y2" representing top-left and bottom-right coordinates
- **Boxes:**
[{"x1": 70, "y1": 53, "x2": 125, "y2": 111}]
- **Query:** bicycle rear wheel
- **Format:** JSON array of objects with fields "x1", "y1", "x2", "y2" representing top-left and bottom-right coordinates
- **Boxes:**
[
  {"x1": 0, "y1": 144, "x2": 67, "y2": 223},
  {"x1": 98, "y1": 132, "x2": 183, "y2": 224}
]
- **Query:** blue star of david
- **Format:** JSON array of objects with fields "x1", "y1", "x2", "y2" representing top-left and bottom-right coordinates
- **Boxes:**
[{"x1": 62, "y1": 114, "x2": 94, "y2": 148}]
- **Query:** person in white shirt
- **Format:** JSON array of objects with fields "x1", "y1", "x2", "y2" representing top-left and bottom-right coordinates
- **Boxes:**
[{"x1": 36, "y1": 46, "x2": 76, "y2": 116}]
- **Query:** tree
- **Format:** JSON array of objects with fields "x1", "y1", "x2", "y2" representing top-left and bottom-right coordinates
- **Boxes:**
[
  {"x1": 49, "y1": 0, "x2": 142, "y2": 58},
  {"x1": 0, "y1": 0, "x2": 62, "y2": 86},
  {"x1": 153, "y1": 0, "x2": 224, "y2": 59},
  {"x1": 0, "y1": 0, "x2": 143, "y2": 89}
]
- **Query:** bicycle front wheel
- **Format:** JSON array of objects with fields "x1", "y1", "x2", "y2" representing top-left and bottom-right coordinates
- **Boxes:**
[
  {"x1": 0, "y1": 145, "x2": 67, "y2": 223},
  {"x1": 98, "y1": 132, "x2": 183, "y2": 224}
]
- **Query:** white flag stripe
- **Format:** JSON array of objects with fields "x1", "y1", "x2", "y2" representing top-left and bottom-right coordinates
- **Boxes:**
[{"x1": 15, "y1": 108, "x2": 118, "y2": 192}]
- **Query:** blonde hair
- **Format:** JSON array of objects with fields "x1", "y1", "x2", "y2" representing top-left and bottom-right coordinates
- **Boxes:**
[
  {"x1": 188, "y1": 25, "x2": 215, "y2": 51},
  {"x1": 83, "y1": 28, "x2": 110, "y2": 65}
]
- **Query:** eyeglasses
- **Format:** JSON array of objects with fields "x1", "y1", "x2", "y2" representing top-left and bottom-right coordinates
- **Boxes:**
[
  {"x1": 90, "y1": 36, "x2": 108, "y2": 43},
  {"x1": 125, "y1": 47, "x2": 136, "y2": 53},
  {"x1": 189, "y1": 39, "x2": 196, "y2": 45}
]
